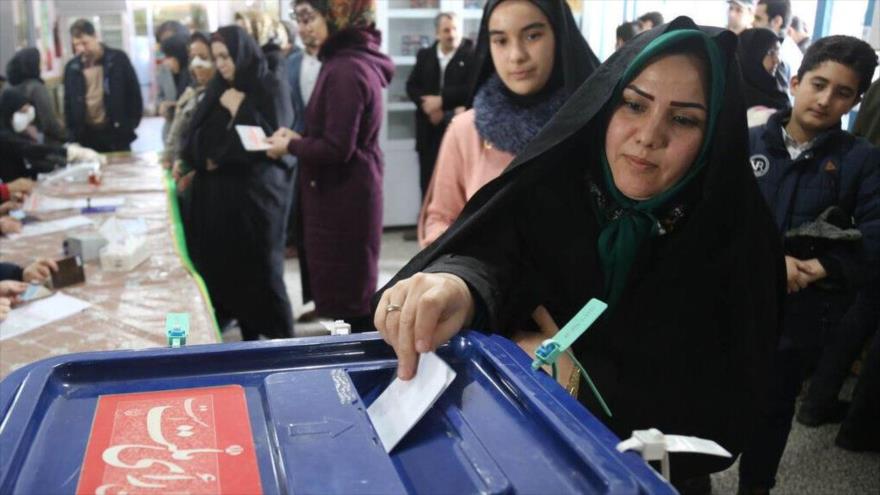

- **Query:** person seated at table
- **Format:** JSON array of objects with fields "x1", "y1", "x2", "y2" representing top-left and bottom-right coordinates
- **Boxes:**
[
  {"x1": 0, "y1": 89, "x2": 100, "y2": 183},
  {"x1": 6, "y1": 47, "x2": 68, "y2": 146},
  {"x1": 0, "y1": 259, "x2": 58, "y2": 321},
  {"x1": 182, "y1": 25, "x2": 295, "y2": 340},
  {"x1": 418, "y1": 0, "x2": 599, "y2": 247},
  {"x1": 372, "y1": 17, "x2": 784, "y2": 490}
]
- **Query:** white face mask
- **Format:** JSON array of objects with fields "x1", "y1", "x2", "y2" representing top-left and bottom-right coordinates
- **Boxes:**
[
  {"x1": 189, "y1": 56, "x2": 213, "y2": 70},
  {"x1": 12, "y1": 106, "x2": 35, "y2": 133}
]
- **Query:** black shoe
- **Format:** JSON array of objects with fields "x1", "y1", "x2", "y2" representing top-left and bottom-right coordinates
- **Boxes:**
[
  {"x1": 796, "y1": 400, "x2": 850, "y2": 427},
  {"x1": 402, "y1": 228, "x2": 418, "y2": 241},
  {"x1": 835, "y1": 424, "x2": 880, "y2": 452}
]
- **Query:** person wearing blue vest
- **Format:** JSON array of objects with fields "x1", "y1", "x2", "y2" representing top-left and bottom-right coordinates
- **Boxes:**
[{"x1": 738, "y1": 35, "x2": 880, "y2": 494}]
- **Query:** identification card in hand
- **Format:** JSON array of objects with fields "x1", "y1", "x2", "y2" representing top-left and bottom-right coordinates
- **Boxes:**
[
  {"x1": 20, "y1": 283, "x2": 52, "y2": 303},
  {"x1": 235, "y1": 125, "x2": 272, "y2": 151},
  {"x1": 50, "y1": 255, "x2": 86, "y2": 289}
]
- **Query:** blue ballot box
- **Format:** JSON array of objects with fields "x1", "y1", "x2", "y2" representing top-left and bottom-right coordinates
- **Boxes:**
[{"x1": 0, "y1": 331, "x2": 676, "y2": 494}]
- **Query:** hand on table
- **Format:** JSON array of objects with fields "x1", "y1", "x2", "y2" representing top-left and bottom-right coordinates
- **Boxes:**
[
  {"x1": 0, "y1": 297, "x2": 11, "y2": 321},
  {"x1": 374, "y1": 272, "x2": 475, "y2": 380},
  {"x1": 22, "y1": 258, "x2": 58, "y2": 283},
  {"x1": 7, "y1": 178, "x2": 35, "y2": 197},
  {"x1": 0, "y1": 280, "x2": 27, "y2": 299},
  {"x1": 0, "y1": 200, "x2": 21, "y2": 215},
  {"x1": 0, "y1": 216, "x2": 22, "y2": 235}
]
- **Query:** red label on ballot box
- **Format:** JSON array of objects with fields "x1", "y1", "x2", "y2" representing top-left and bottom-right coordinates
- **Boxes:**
[{"x1": 76, "y1": 385, "x2": 262, "y2": 494}]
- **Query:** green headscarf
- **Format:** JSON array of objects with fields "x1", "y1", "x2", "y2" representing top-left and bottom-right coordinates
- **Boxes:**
[{"x1": 596, "y1": 30, "x2": 726, "y2": 306}]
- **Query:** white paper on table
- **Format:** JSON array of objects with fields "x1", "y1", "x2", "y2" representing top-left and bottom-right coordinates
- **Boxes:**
[
  {"x1": 235, "y1": 125, "x2": 271, "y2": 151},
  {"x1": 0, "y1": 292, "x2": 91, "y2": 340},
  {"x1": 5, "y1": 215, "x2": 93, "y2": 240},
  {"x1": 23, "y1": 193, "x2": 125, "y2": 213},
  {"x1": 367, "y1": 352, "x2": 457, "y2": 453}
]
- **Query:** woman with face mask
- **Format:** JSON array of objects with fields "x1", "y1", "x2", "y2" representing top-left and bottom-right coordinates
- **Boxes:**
[
  {"x1": 182, "y1": 25, "x2": 295, "y2": 341},
  {"x1": 0, "y1": 89, "x2": 99, "y2": 183},
  {"x1": 264, "y1": 0, "x2": 394, "y2": 331},
  {"x1": 6, "y1": 47, "x2": 67, "y2": 146},
  {"x1": 373, "y1": 18, "x2": 784, "y2": 490},
  {"x1": 738, "y1": 27, "x2": 790, "y2": 126},
  {"x1": 163, "y1": 32, "x2": 214, "y2": 186},
  {"x1": 418, "y1": 0, "x2": 599, "y2": 247}
]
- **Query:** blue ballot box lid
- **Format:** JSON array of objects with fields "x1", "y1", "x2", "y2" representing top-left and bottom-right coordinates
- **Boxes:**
[{"x1": 0, "y1": 331, "x2": 675, "y2": 494}]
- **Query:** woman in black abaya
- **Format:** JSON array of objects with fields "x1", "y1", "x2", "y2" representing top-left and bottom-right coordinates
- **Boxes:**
[
  {"x1": 372, "y1": 17, "x2": 785, "y2": 487},
  {"x1": 183, "y1": 25, "x2": 295, "y2": 340}
]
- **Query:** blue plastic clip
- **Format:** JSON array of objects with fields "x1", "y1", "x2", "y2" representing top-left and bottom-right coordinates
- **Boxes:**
[
  {"x1": 166, "y1": 313, "x2": 190, "y2": 348},
  {"x1": 530, "y1": 298, "x2": 613, "y2": 417}
]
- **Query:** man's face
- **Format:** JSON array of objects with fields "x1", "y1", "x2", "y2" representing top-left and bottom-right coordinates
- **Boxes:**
[
  {"x1": 727, "y1": 3, "x2": 754, "y2": 32},
  {"x1": 72, "y1": 34, "x2": 101, "y2": 61},
  {"x1": 753, "y1": 4, "x2": 781, "y2": 32},
  {"x1": 790, "y1": 61, "x2": 861, "y2": 134},
  {"x1": 436, "y1": 16, "x2": 460, "y2": 53}
]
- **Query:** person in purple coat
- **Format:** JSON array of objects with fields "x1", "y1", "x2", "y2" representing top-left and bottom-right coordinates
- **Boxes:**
[{"x1": 267, "y1": 0, "x2": 393, "y2": 330}]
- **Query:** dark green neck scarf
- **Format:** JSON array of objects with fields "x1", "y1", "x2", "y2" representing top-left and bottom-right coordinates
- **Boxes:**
[{"x1": 596, "y1": 30, "x2": 726, "y2": 306}]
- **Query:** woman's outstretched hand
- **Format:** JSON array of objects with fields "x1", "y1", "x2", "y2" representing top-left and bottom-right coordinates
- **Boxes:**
[{"x1": 374, "y1": 272, "x2": 476, "y2": 380}]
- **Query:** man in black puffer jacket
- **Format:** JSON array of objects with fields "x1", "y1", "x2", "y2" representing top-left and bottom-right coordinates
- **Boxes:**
[{"x1": 63, "y1": 19, "x2": 142, "y2": 152}]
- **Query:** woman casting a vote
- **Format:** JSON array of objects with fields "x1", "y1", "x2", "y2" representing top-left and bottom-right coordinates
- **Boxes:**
[{"x1": 373, "y1": 15, "x2": 785, "y2": 488}]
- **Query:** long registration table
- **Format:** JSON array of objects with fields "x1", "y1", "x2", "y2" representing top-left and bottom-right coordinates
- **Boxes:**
[{"x1": 0, "y1": 153, "x2": 219, "y2": 379}]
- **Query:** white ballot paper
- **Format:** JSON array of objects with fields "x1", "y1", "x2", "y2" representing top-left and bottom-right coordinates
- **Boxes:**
[
  {"x1": 6, "y1": 215, "x2": 93, "y2": 240},
  {"x1": 367, "y1": 352, "x2": 457, "y2": 453},
  {"x1": 0, "y1": 292, "x2": 91, "y2": 340},
  {"x1": 23, "y1": 193, "x2": 125, "y2": 212},
  {"x1": 235, "y1": 125, "x2": 272, "y2": 151}
]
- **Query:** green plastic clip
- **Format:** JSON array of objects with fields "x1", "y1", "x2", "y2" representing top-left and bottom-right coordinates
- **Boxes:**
[
  {"x1": 530, "y1": 298, "x2": 613, "y2": 417},
  {"x1": 166, "y1": 313, "x2": 190, "y2": 348}
]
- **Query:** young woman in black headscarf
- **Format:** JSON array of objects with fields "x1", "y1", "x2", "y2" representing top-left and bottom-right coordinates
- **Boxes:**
[
  {"x1": 738, "y1": 28, "x2": 790, "y2": 121},
  {"x1": 6, "y1": 47, "x2": 67, "y2": 145},
  {"x1": 418, "y1": 0, "x2": 599, "y2": 247},
  {"x1": 182, "y1": 25, "x2": 295, "y2": 340},
  {"x1": 372, "y1": 17, "x2": 785, "y2": 488},
  {"x1": 159, "y1": 34, "x2": 191, "y2": 119}
]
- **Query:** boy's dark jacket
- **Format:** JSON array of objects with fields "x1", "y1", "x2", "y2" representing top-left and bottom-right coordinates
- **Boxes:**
[
  {"x1": 750, "y1": 109, "x2": 880, "y2": 346},
  {"x1": 750, "y1": 109, "x2": 880, "y2": 288},
  {"x1": 374, "y1": 17, "x2": 786, "y2": 480}
]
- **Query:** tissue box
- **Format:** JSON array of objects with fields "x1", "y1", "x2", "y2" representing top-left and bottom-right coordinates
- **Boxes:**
[
  {"x1": 98, "y1": 237, "x2": 149, "y2": 271},
  {"x1": 63, "y1": 233, "x2": 108, "y2": 262}
]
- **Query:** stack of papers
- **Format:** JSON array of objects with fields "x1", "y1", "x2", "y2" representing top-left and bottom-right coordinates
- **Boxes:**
[
  {"x1": 24, "y1": 193, "x2": 125, "y2": 213},
  {"x1": 1, "y1": 293, "x2": 91, "y2": 340},
  {"x1": 367, "y1": 352, "x2": 457, "y2": 453},
  {"x1": 6, "y1": 216, "x2": 93, "y2": 240}
]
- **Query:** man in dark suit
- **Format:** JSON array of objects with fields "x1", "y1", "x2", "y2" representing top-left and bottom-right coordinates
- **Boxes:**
[{"x1": 406, "y1": 12, "x2": 475, "y2": 198}]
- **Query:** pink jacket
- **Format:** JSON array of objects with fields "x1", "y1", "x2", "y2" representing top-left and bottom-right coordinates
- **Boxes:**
[{"x1": 418, "y1": 109, "x2": 515, "y2": 247}]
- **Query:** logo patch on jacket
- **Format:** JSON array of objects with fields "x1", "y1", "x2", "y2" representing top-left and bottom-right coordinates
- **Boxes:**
[
  {"x1": 750, "y1": 154, "x2": 770, "y2": 178},
  {"x1": 824, "y1": 160, "x2": 838, "y2": 172}
]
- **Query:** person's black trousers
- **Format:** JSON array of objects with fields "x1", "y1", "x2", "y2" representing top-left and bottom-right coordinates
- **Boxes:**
[
  {"x1": 418, "y1": 148, "x2": 438, "y2": 200},
  {"x1": 800, "y1": 286, "x2": 880, "y2": 418},
  {"x1": 77, "y1": 125, "x2": 132, "y2": 153},
  {"x1": 837, "y1": 324, "x2": 880, "y2": 449},
  {"x1": 738, "y1": 346, "x2": 822, "y2": 490}
]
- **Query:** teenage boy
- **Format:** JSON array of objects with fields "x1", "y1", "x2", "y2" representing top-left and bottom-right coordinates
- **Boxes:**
[{"x1": 738, "y1": 35, "x2": 880, "y2": 494}]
